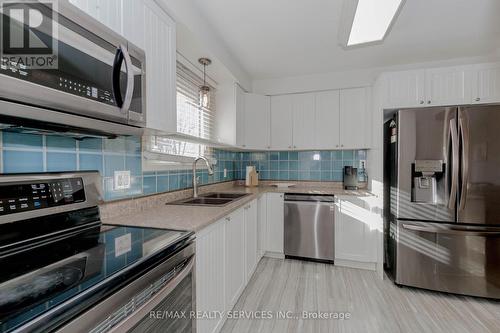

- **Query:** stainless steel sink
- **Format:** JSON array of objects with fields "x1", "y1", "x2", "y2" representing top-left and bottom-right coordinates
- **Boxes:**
[
  {"x1": 168, "y1": 193, "x2": 250, "y2": 206},
  {"x1": 201, "y1": 193, "x2": 249, "y2": 199}
]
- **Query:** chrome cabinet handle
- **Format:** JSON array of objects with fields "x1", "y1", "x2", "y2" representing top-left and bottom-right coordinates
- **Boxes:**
[
  {"x1": 225, "y1": 217, "x2": 231, "y2": 221},
  {"x1": 475, "y1": 97, "x2": 480, "y2": 102}
]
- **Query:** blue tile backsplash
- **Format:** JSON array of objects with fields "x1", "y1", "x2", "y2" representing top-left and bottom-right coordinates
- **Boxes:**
[
  {"x1": 0, "y1": 130, "x2": 366, "y2": 201},
  {"x1": 235, "y1": 150, "x2": 367, "y2": 182}
]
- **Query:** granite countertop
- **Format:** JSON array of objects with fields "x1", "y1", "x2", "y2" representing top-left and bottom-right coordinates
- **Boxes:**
[{"x1": 101, "y1": 183, "x2": 373, "y2": 232}]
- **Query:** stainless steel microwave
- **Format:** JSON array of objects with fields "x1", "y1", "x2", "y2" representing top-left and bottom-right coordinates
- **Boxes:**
[{"x1": 0, "y1": 0, "x2": 146, "y2": 136}]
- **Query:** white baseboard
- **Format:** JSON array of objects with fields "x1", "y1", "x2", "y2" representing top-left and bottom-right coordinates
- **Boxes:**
[
  {"x1": 264, "y1": 251, "x2": 285, "y2": 259},
  {"x1": 335, "y1": 259, "x2": 377, "y2": 271}
]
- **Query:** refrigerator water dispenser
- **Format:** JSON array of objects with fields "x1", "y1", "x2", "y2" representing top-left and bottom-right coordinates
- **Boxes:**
[{"x1": 411, "y1": 160, "x2": 443, "y2": 204}]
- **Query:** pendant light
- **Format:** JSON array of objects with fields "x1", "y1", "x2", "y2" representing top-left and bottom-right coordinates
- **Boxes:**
[{"x1": 198, "y1": 58, "x2": 211, "y2": 108}]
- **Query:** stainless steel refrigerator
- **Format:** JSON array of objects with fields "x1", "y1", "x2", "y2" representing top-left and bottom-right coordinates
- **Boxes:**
[{"x1": 384, "y1": 105, "x2": 500, "y2": 299}]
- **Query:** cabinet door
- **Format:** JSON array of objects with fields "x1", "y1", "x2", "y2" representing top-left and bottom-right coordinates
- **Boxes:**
[
  {"x1": 471, "y1": 63, "x2": 500, "y2": 104},
  {"x1": 245, "y1": 200, "x2": 258, "y2": 282},
  {"x1": 244, "y1": 93, "x2": 270, "y2": 149},
  {"x1": 142, "y1": 0, "x2": 177, "y2": 132},
  {"x1": 383, "y1": 70, "x2": 425, "y2": 108},
  {"x1": 315, "y1": 90, "x2": 340, "y2": 149},
  {"x1": 70, "y1": 0, "x2": 122, "y2": 34},
  {"x1": 224, "y1": 208, "x2": 246, "y2": 310},
  {"x1": 122, "y1": 0, "x2": 145, "y2": 49},
  {"x1": 266, "y1": 193, "x2": 284, "y2": 253},
  {"x1": 292, "y1": 93, "x2": 316, "y2": 150},
  {"x1": 339, "y1": 87, "x2": 370, "y2": 149},
  {"x1": 235, "y1": 84, "x2": 246, "y2": 147},
  {"x1": 335, "y1": 197, "x2": 376, "y2": 262},
  {"x1": 270, "y1": 95, "x2": 293, "y2": 150},
  {"x1": 196, "y1": 221, "x2": 225, "y2": 333},
  {"x1": 257, "y1": 194, "x2": 267, "y2": 258},
  {"x1": 425, "y1": 66, "x2": 469, "y2": 106}
]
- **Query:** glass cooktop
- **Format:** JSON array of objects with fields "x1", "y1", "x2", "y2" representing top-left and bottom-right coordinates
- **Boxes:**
[{"x1": 0, "y1": 224, "x2": 192, "y2": 333}]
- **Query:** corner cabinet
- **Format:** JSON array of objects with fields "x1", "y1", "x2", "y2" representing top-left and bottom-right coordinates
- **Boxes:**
[
  {"x1": 334, "y1": 196, "x2": 377, "y2": 270},
  {"x1": 70, "y1": 0, "x2": 177, "y2": 133}
]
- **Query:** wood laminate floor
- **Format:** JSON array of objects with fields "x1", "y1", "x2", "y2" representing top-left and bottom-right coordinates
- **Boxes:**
[{"x1": 220, "y1": 258, "x2": 500, "y2": 333}]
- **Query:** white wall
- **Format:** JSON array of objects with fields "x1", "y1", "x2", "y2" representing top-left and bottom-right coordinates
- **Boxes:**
[{"x1": 158, "y1": 0, "x2": 252, "y2": 90}]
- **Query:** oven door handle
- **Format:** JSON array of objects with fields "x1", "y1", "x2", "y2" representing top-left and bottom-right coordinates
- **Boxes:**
[
  {"x1": 112, "y1": 44, "x2": 135, "y2": 115},
  {"x1": 107, "y1": 255, "x2": 195, "y2": 333}
]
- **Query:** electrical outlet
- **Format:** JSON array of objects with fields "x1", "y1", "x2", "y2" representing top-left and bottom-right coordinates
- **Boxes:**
[
  {"x1": 359, "y1": 160, "x2": 366, "y2": 169},
  {"x1": 114, "y1": 170, "x2": 131, "y2": 190},
  {"x1": 224, "y1": 168, "x2": 227, "y2": 178}
]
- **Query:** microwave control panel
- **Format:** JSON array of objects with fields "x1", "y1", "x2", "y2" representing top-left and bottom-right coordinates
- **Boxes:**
[{"x1": 0, "y1": 178, "x2": 85, "y2": 216}]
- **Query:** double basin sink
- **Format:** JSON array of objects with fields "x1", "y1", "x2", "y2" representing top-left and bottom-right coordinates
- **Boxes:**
[{"x1": 169, "y1": 192, "x2": 250, "y2": 207}]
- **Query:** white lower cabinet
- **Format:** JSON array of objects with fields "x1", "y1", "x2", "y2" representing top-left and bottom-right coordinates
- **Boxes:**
[
  {"x1": 224, "y1": 208, "x2": 246, "y2": 310},
  {"x1": 196, "y1": 220, "x2": 226, "y2": 333},
  {"x1": 265, "y1": 193, "x2": 284, "y2": 255},
  {"x1": 244, "y1": 200, "x2": 258, "y2": 282},
  {"x1": 196, "y1": 199, "x2": 260, "y2": 333},
  {"x1": 257, "y1": 194, "x2": 267, "y2": 258},
  {"x1": 335, "y1": 196, "x2": 377, "y2": 269}
]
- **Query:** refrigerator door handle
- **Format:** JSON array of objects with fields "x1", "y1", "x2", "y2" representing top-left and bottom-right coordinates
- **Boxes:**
[
  {"x1": 458, "y1": 110, "x2": 470, "y2": 211},
  {"x1": 402, "y1": 223, "x2": 500, "y2": 236},
  {"x1": 448, "y1": 120, "x2": 459, "y2": 210}
]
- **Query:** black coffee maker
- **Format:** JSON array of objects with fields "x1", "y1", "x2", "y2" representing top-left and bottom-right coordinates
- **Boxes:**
[{"x1": 343, "y1": 166, "x2": 358, "y2": 190}]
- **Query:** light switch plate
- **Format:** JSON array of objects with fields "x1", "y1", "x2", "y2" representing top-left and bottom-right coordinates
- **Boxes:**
[{"x1": 114, "y1": 170, "x2": 131, "y2": 190}]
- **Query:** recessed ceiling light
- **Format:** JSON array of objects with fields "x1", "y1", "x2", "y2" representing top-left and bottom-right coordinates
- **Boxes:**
[{"x1": 339, "y1": 0, "x2": 405, "y2": 47}]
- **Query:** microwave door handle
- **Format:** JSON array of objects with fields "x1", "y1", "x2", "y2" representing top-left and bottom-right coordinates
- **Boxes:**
[
  {"x1": 112, "y1": 45, "x2": 134, "y2": 115},
  {"x1": 402, "y1": 223, "x2": 500, "y2": 236},
  {"x1": 458, "y1": 110, "x2": 469, "y2": 212},
  {"x1": 107, "y1": 255, "x2": 195, "y2": 333},
  {"x1": 448, "y1": 120, "x2": 459, "y2": 210},
  {"x1": 112, "y1": 46, "x2": 124, "y2": 111},
  {"x1": 121, "y1": 45, "x2": 135, "y2": 115}
]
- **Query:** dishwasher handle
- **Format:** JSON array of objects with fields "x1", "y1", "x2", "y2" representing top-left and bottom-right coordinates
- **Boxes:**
[{"x1": 285, "y1": 200, "x2": 334, "y2": 206}]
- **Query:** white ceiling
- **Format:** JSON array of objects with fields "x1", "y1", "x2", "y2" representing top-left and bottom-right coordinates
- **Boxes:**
[{"x1": 191, "y1": 0, "x2": 500, "y2": 80}]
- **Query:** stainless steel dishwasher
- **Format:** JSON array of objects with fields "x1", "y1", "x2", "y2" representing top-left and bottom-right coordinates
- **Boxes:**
[{"x1": 284, "y1": 193, "x2": 335, "y2": 263}]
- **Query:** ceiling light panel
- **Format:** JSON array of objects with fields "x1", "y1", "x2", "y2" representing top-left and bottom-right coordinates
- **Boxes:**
[{"x1": 347, "y1": 0, "x2": 403, "y2": 46}]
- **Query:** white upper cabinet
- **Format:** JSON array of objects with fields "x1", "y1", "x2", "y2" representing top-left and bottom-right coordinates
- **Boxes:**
[
  {"x1": 383, "y1": 70, "x2": 425, "y2": 108},
  {"x1": 471, "y1": 63, "x2": 500, "y2": 104},
  {"x1": 380, "y1": 63, "x2": 500, "y2": 108},
  {"x1": 315, "y1": 90, "x2": 340, "y2": 149},
  {"x1": 141, "y1": 0, "x2": 176, "y2": 133},
  {"x1": 69, "y1": 0, "x2": 121, "y2": 34},
  {"x1": 270, "y1": 95, "x2": 293, "y2": 150},
  {"x1": 339, "y1": 87, "x2": 371, "y2": 149},
  {"x1": 71, "y1": 0, "x2": 177, "y2": 133},
  {"x1": 121, "y1": 0, "x2": 145, "y2": 49},
  {"x1": 291, "y1": 93, "x2": 316, "y2": 150},
  {"x1": 244, "y1": 93, "x2": 271, "y2": 150},
  {"x1": 425, "y1": 66, "x2": 469, "y2": 106},
  {"x1": 235, "y1": 84, "x2": 246, "y2": 147}
]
